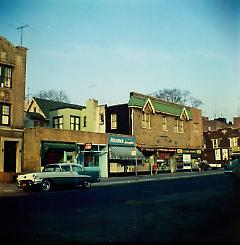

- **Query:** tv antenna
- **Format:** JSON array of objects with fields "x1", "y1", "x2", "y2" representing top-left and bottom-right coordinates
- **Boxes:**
[{"x1": 17, "y1": 24, "x2": 29, "y2": 46}]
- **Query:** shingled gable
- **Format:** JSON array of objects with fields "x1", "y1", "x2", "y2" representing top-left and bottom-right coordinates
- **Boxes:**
[
  {"x1": 27, "y1": 97, "x2": 85, "y2": 119},
  {"x1": 128, "y1": 92, "x2": 192, "y2": 119}
]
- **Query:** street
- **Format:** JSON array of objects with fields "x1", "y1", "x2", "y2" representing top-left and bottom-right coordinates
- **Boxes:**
[{"x1": 0, "y1": 173, "x2": 240, "y2": 244}]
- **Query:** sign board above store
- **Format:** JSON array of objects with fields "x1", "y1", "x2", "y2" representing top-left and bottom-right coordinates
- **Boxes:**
[{"x1": 108, "y1": 135, "x2": 135, "y2": 146}]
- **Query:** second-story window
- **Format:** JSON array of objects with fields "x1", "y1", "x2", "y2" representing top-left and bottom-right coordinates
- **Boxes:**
[
  {"x1": 174, "y1": 118, "x2": 179, "y2": 132},
  {"x1": 211, "y1": 139, "x2": 220, "y2": 149},
  {"x1": 162, "y1": 116, "x2": 168, "y2": 131},
  {"x1": 142, "y1": 112, "x2": 151, "y2": 129},
  {"x1": 99, "y1": 113, "x2": 104, "y2": 125},
  {"x1": 194, "y1": 123, "x2": 199, "y2": 134},
  {"x1": 83, "y1": 116, "x2": 87, "y2": 127},
  {"x1": 53, "y1": 116, "x2": 63, "y2": 129},
  {"x1": 70, "y1": 116, "x2": 80, "y2": 130},
  {"x1": 229, "y1": 137, "x2": 239, "y2": 147},
  {"x1": 111, "y1": 114, "x2": 117, "y2": 129},
  {"x1": 0, "y1": 65, "x2": 12, "y2": 88},
  {"x1": 0, "y1": 103, "x2": 10, "y2": 125},
  {"x1": 179, "y1": 120, "x2": 184, "y2": 133}
]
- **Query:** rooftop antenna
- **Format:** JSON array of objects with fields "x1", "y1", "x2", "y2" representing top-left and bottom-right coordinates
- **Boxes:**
[{"x1": 17, "y1": 24, "x2": 29, "y2": 46}]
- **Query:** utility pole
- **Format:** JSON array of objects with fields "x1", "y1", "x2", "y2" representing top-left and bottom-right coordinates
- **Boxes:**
[{"x1": 17, "y1": 24, "x2": 28, "y2": 46}]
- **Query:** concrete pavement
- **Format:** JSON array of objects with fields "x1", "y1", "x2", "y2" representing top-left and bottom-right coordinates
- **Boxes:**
[{"x1": 0, "y1": 169, "x2": 224, "y2": 194}]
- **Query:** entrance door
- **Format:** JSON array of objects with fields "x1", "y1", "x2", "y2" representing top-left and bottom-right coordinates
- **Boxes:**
[{"x1": 4, "y1": 141, "x2": 17, "y2": 172}]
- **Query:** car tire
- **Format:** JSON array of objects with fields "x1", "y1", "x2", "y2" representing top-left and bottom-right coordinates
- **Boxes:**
[
  {"x1": 82, "y1": 181, "x2": 91, "y2": 189},
  {"x1": 41, "y1": 179, "x2": 52, "y2": 192}
]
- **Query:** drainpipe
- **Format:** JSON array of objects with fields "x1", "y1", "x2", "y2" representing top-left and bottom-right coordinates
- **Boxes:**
[{"x1": 131, "y1": 109, "x2": 134, "y2": 135}]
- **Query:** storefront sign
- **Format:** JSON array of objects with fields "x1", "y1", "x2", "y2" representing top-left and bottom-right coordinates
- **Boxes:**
[{"x1": 109, "y1": 135, "x2": 135, "y2": 146}]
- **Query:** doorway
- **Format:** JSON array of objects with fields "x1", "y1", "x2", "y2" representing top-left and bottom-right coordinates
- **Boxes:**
[{"x1": 4, "y1": 141, "x2": 17, "y2": 172}]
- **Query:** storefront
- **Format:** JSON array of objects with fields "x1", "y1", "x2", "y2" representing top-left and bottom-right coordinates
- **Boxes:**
[
  {"x1": 108, "y1": 134, "x2": 146, "y2": 176},
  {"x1": 176, "y1": 148, "x2": 202, "y2": 169},
  {"x1": 40, "y1": 141, "x2": 78, "y2": 166},
  {"x1": 76, "y1": 143, "x2": 108, "y2": 177},
  {"x1": 156, "y1": 148, "x2": 176, "y2": 171}
]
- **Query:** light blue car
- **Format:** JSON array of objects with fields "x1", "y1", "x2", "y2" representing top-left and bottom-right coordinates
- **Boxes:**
[{"x1": 16, "y1": 163, "x2": 101, "y2": 191}]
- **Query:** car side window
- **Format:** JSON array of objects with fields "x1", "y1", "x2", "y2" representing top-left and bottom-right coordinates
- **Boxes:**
[
  {"x1": 72, "y1": 166, "x2": 83, "y2": 172},
  {"x1": 43, "y1": 166, "x2": 55, "y2": 172},
  {"x1": 55, "y1": 167, "x2": 61, "y2": 172},
  {"x1": 61, "y1": 166, "x2": 71, "y2": 172}
]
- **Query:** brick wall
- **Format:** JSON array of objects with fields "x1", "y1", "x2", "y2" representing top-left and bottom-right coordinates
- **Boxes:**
[{"x1": 24, "y1": 128, "x2": 108, "y2": 172}]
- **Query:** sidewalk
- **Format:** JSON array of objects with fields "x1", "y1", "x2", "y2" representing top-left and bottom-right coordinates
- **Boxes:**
[{"x1": 0, "y1": 169, "x2": 224, "y2": 193}]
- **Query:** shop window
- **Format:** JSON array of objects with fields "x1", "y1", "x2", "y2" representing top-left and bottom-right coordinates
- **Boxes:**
[
  {"x1": 0, "y1": 65, "x2": 12, "y2": 88},
  {"x1": 0, "y1": 103, "x2": 10, "y2": 125},
  {"x1": 70, "y1": 115, "x2": 80, "y2": 130},
  {"x1": 111, "y1": 114, "x2": 117, "y2": 129},
  {"x1": 53, "y1": 116, "x2": 63, "y2": 129}
]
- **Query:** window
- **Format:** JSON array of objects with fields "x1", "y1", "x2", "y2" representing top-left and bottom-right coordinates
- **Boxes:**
[
  {"x1": 99, "y1": 113, "x2": 104, "y2": 125},
  {"x1": 53, "y1": 116, "x2": 63, "y2": 129},
  {"x1": 111, "y1": 114, "x2": 117, "y2": 129},
  {"x1": 179, "y1": 120, "x2": 184, "y2": 133},
  {"x1": 194, "y1": 123, "x2": 199, "y2": 134},
  {"x1": 229, "y1": 137, "x2": 239, "y2": 147},
  {"x1": 162, "y1": 116, "x2": 168, "y2": 131},
  {"x1": 83, "y1": 116, "x2": 87, "y2": 127},
  {"x1": 142, "y1": 112, "x2": 151, "y2": 129},
  {"x1": 0, "y1": 65, "x2": 12, "y2": 88},
  {"x1": 0, "y1": 103, "x2": 10, "y2": 125},
  {"x1": 174, "y1": 118, "x2": 179, "y2": 132},
  {"x1": 70, "y1": 116, "x2": 80, "y2": 130},
  {"x1": 211, "y1": 139, "x2": 220, "y2": 149}
]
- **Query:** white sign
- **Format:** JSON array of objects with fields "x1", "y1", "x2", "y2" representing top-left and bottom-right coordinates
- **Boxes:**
[{"x1": 183, "y1": 154, "x2": 191, "y2": 162}]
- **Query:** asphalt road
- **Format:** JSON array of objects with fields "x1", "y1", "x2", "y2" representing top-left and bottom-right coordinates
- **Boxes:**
[{"x1": 0, "y1": 173, "x2": 239, "y2": 244}]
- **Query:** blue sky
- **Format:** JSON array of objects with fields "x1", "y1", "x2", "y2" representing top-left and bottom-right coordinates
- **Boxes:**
[{"x1": 1, "y1": 0, "x2": 239, "y2": 121}]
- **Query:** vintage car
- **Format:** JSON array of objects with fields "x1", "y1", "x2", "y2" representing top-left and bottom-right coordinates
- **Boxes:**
[
  {"x1": 224, "y1": 158, "x2": 240, "y2": 184},
  {"x1": 16, "y1": 163, "x2": 100, "y2": 191}
]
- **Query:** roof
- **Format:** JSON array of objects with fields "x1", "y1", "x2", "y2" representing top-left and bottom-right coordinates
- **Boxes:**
[
  {"x1": 128, "y1": 93, "x2": 192, "y2": 119},
  {"x1": 25, "y1": 112, "x2": 48, "y2": 121},
  {"x1": 33, "y1": 97, "x2": 85, "y2": 118}
]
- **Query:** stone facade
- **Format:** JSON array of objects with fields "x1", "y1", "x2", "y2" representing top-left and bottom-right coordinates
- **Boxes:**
[{"x1": 0, "y1": 37, "x2": 27, "y2": 182}]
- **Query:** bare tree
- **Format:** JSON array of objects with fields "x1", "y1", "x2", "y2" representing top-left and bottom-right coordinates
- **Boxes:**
[
  {"x1": 34, "y1": 89, "x2": 70, "y2": 103},
  {"x1": 152, "y1": 88, "x2": 203, "y2": 108}
]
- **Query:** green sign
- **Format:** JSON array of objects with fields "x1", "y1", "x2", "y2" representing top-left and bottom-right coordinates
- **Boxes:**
[{"x1": 108, "y1": 135, "x2": 135, "y2": 146}]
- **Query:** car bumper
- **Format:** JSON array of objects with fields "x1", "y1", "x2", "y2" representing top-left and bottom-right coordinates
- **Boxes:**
[{"x1": 16, "y1": 179, "x2": 42, "y2": 189}]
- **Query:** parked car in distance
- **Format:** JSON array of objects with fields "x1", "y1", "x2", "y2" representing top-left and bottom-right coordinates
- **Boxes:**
[{"x1": 16, "y1": 163, "x2": 100, "y2": 192}]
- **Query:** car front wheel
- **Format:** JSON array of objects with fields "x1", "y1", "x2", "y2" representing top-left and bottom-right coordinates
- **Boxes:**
[
  {"x1": 82, "y1": 181, "x2": 91, "y2": 189},
  {"x1": 41, "y1": 179, "x2": 52, "y2": 192}
]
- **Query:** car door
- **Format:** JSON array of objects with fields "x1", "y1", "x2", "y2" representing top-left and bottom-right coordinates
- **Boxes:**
[{"x1": 71, "y1": 165, "x2": 91, "y2": 185}]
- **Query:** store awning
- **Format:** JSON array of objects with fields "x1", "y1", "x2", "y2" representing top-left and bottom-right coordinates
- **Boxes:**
[
  {"x1": 109, "y1": 146, "x2": 145, "y2": 160},
  {"x1": 41, "y1": 142, "x2": 77, "y2": 157}
]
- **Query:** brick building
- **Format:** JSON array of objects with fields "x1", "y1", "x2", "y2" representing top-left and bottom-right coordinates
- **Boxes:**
[
  {"x1": 24, "y1": 128, "x2": 109, "y2": 177},
  {"x1": 202, "y1": 116, "x2": 240, "y2": 164},
  {"x1": 0, "y1": 37, "x2": 27, "y2": 182},
  {"x1": 106, "y1": 92, "x2": 203, "y2": 170}
]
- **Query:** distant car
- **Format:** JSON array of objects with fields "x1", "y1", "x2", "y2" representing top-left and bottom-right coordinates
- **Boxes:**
[{"x1": 16, "y1": 163, "x2": 100, "y2": 192}]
